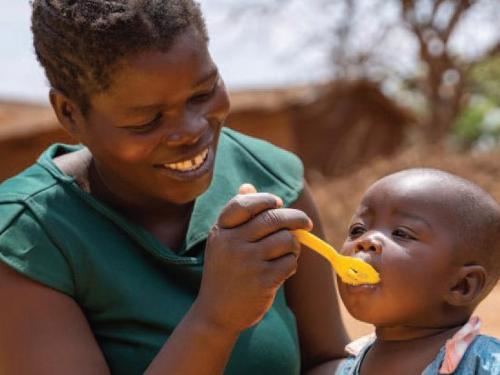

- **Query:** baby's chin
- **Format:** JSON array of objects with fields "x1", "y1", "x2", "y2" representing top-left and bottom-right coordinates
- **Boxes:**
[
  {"x1": 344, "y1": 306, "x2": 381, "y2": 325},
  {"x1": 339, "y1": 285, "x2": 388, "y2": 324},
  {"x1": 343, "y1": 301, "x2": 449, "y2": 331}
]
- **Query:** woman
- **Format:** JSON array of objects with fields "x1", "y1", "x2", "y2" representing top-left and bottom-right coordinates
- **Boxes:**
[{"x1": 0, "y1": 1, "x2": 348, "y2": 374}]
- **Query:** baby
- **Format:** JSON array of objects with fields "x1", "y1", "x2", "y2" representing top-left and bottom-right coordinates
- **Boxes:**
[{"x1": 334, "y1": 168, "x2": 500, "y2": 375}]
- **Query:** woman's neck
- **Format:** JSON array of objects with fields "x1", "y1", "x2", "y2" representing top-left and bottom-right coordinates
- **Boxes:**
[
  {"x1": 53, "y1": 147, "x2": 197, "y2": 251},
  {"x1": 88, "y1": 159, "x2": 196, "y2": 251},
  {"x1": 88, "y1": 159, "x2": 194, "y2": 223}
]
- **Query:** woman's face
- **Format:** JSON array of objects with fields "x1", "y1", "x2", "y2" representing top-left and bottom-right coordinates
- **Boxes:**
[{"x1": 76, "y1": 27, "x2": 230, "y2": 205}]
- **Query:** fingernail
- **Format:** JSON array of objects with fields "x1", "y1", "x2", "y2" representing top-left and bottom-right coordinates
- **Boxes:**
[
  {"x1": 275, "y1": 197, "x2": 284, "y2": 207},
  {"x1": 308, "y1": 219, "x2": 314, "y2": 229},
  {"x1": 239, "y1": 183, "x2": 257, "y2": 194}
]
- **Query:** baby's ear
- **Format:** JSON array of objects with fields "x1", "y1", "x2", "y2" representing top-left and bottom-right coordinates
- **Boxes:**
[{"x1": 445, "y1": 265, "x2": 487, "y2": 306}]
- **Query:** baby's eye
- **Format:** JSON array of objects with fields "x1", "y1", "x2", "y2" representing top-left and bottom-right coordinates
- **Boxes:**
[
  {"x1": 348, "y1": 224, "x2": 366, "y2": 239},
  {"x1": 392, "y1": 228, "x2": 416, "y2": 240}
]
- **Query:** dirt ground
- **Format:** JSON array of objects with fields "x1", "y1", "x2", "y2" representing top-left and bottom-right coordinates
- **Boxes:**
[{"x1": 309, "y1": 145, "x2": 500, "y2": 339}]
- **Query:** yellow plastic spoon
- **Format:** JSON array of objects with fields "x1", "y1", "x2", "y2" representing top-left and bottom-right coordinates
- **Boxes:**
[{"x1": 292, "y1": 229, "x2": 380, "y2": 286}]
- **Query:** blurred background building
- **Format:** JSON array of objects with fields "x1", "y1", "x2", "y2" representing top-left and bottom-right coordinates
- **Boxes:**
[{"x1": 1, "y1": 0, "x2": 500, "y2": 338}]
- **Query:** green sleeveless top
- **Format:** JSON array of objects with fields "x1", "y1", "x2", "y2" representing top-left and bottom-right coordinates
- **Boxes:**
[{"x1": 0, "y1": 128, "x2": 304, "y2": 375}]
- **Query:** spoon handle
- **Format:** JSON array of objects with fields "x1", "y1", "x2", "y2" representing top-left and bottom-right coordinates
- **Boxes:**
[{"x1": 292, "y1": 229, "x2": 339, "y2": 266}]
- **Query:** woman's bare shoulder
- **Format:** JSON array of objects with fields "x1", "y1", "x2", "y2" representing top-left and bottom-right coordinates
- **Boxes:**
[{"x1": 0, "y1": 261, "x2": 110, "y2": 374}]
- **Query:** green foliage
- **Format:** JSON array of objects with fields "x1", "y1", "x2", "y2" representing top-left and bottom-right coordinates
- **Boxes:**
[
  {"x1": 454, "y1": 100, "x2": 488, "y2": 143},
  {"x1": 453, "y1": 56, "x2": 500, "y2": 148},
  {"x1": 469, "y1": 56, "x2": 500, "y2": 104}
]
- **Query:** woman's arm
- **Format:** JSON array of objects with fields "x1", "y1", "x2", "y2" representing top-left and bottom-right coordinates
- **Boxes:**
[
  {"x1": 0, "y1": 262, "x2": 110, "y2": 374},
  {"x1": 287, "y1": 182, "x2": 350, "y2": 373},
  {"x1": 0, "y1": 261, "x2": 241, "y2": 375}
]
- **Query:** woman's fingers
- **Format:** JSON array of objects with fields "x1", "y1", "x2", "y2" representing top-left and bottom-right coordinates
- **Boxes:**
[
  {"x1": 238, "y1": 183, "x2": 283, "y2": 204},
  {"x1": 201, "y1": 189, "x2": 311, "y2": 333},
  {"x1": 254, "y1": 229, "x2": 301, "y2": 261},
  {"x1": 241, "y1": 208, "x2": 312, "y2": 242},
  {"x1": 217, "y1": 193, "x2": 282, "y2": 229},
  {"x1": 264, "y1": 253, "x2": 300, "y2": 286}
]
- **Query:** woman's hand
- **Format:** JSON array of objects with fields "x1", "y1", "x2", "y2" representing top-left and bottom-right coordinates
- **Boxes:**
[{"x1": 192, "y1": 184, "x2": 312, "y2": 334}]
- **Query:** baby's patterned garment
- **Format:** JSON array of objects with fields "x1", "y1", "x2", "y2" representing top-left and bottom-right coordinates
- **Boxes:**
[{"x1": 337, "y1": 316, "x2": 500, "y2": 375}]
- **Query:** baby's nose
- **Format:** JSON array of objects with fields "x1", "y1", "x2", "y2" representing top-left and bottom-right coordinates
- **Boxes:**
[{"x1": 355, "y1": 236, "x2": 382, "y2": 254}]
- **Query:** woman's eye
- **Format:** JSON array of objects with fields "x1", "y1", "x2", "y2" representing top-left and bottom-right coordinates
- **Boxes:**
[
  {"x1": 348, "y1": 225, "x2": 366, "y2": 239},
  {"x1": 392, "y1": 228, "x2": 416, "y2": 240},
  {"x1": 127, "y1": 113, "x2": 163, "y2": 133},
  {"x1": 189, "y1": 83, "x2": 217, "y2": 104}
]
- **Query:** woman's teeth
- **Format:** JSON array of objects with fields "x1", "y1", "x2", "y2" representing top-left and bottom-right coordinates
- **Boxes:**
[{"x1": 164, "y1": 149, "x2": 209, "y2": 172}]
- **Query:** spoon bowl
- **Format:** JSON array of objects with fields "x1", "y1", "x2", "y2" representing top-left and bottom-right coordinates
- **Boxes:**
[{"x1": 293, "y1": 229, "x2": 380, "y2": 286}]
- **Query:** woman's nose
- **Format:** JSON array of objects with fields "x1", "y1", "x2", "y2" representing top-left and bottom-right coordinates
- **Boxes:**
[
  {"x1": 354, "y1": 235, "x2": 382, "y2": 254},
  {"x1": 163, "y1": 114, "x2": 207, "y2": 147}
]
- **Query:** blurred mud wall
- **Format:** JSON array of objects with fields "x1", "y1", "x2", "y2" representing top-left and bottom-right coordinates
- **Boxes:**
[
  {"x1": 0, "y1": 102, "x2": 72, "y2": 181},
  {"x1": 228, "y1": 80, "x2": 414, "y2": 177},
  {"x1": 292, "y1": 81, "x2": 413, "y2": 177}
]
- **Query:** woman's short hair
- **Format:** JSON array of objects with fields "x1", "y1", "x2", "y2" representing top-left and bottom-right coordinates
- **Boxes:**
[{"x1": 32, "y1": 0, "x2": 208, "y2": 112}]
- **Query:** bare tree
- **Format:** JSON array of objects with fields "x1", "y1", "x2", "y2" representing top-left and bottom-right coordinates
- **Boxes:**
[
  {"x1": 400, "y1": 0, "x2": 500, "y2": 141},
  {"x1": 216, "y1": 0, "x2": 500, "y2": 143}
]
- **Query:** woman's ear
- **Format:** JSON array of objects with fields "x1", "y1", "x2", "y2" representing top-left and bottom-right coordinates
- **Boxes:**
[
  {"x1": 49, "y1": 89, "x2": 85, "y2": 140},
  {"x1": 445, "y1": 265, "x2": 487, "y2": 307}
]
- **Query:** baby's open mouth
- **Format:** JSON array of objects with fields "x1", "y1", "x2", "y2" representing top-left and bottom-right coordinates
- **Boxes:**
[{"x1": 162, "y1": 148, "x2": 209, "y2": 172}]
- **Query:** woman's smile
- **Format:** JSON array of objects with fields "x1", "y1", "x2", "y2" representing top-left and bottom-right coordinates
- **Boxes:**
[
  {"x1": 154, "y1": 144, "x2": 215, "y2": 182},
  {"x1": 162, "y1": 148, "x2": 208, "y2": 172}
]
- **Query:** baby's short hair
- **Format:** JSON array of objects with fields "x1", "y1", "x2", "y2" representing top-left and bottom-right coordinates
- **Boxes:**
[{"x1": 391, "y1": 168, "x2": 500, "y2": 294}]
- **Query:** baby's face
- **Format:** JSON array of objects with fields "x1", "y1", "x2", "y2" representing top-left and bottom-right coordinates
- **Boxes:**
[{"x1": 338, "y1": 173, "x2": 463, "y2": 328}]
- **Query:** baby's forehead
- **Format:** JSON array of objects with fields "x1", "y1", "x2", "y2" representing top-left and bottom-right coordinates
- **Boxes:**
[
  {"x1": 357, "y1": 172, "x2": 465, "y2": 222},
  {"x1": 363, "y1": 173, "x2": 454, "y2": 205}
]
